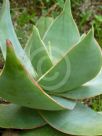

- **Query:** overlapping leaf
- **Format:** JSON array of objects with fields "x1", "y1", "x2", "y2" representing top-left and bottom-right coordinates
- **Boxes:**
[
  {"x1": 39, "y1": 29, "x2": 102, "y2": 93},
  {"x1": 43, "y1": 0, "x2": 80, "y2": 62},
  {"x1": 2, "y1": 125, "x2": 70, "y2": 136},
  {"x1": 0, "y1": 0, "x2": 37, "y2": 77},
  {"x1": 25, "y1": 26, "x2": 53, "y2": 77},
  {"x1": 38, "y1": 55, "x2": 70, "y2": 92},
  {"x1": 58, "y1": 70, "x2": 102, "y2": 100},
  {"x1": 0, "y1": 0, "x2": 102, "y2": 136},
  {"x1": 19, "y1": 125, "x2": 68, "y2": 136},
  {"x1": 0, "y1": 104, "x2": 45, "y2": 129},
  {"x1": 0, "y1": 40, "x2": 76, "y2": 110},
  {"x1": 41, "y1": 103, "x2": 102, "y2": 135},
  {"x1": 36, "y1": 17, "x2": 54, "y2": 38}
]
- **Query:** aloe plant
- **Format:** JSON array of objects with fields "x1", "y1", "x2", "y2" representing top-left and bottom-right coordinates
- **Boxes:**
[{"x1": 0, "y1": 0, "x2": 102, "y2": 135}]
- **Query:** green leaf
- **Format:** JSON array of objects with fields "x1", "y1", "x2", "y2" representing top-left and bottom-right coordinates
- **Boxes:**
[
  {"x1": 40, "y1": 103, "x2": 102, "y2": 135},
  {"x1": 57, "y1": 70, "x2": 102, "y2": 100},
  {"x1": 25, "y1": 26, "x2": 53, "y2": 77},
  {"x1": 80, "y1": 33, "x2": 86, "y2": 40},
  {"x1": 0, "y1": 0, "x2": 37, "y2": 77},
  {"x1": 38, "y1": 55, "x2": 70, "y2": 92},
  {"x1": 0, "y1": 40, "x2": 74, "y2": 110},
  {"x1": 52, "y1": 96, "x2": 76, "y2": 110},
  {"x1": 39, "y1": 29, "x2": 102, "y2": 93},
  {"x1": 43, "y1": 0, "x2": 80, "y2": 62},
  {"x1": 0, "y1": 104, "x2": 45, "y2": 129},
  {"x1": 36, "y1": 17, "x2": 54, "y2": 38},
  {"x1": 19, "y1": 125, "x2": 69, "y2": 136}
]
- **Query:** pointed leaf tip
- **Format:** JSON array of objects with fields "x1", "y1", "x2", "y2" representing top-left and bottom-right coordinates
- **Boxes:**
[
  {"x1": 92, "y1": 26, "x2": 94, "y2": 34},
  {"x1": 33, "y1": 25, "x2": 38, "y2": 32},
  {"x1": 6, "y1": 39, "x2": 12, "y2": 47},
  {"x1": 64, "y1": 0, "x2": 71, "y2": 12},
  {"x1": 88, "y1": 28, "x2": 94, "y2": 38},
  {"x1": 36, "y1": 17, "x2": 54, "y2": 38},
  {"x1": 43, "y1": 0, "x2": 80, "y2": 62}
]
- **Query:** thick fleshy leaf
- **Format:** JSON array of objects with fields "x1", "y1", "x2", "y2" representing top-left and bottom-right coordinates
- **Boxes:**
[
  {"x1": 43, "y1": 0, "x2": 80, "y2": 62},
  {"x1": 0, "y1": 104, "x2": 45, "y2": 129},
  {"x1": 38, "y1": 55, "x2": 70, "y2": 92},
  {"x1": 39, "y1": 29, "x2": 102, "y2": 93},
  {"x1": 25, "y1": 26, "x2": 53, "y2": 77},
  {"x1": 52, "y1": 96, "x2": 76, "y2": 110},
  {"x1": 80, "y1": 33, "x2": 86, "y2": 40},
  {"x1": 0, "y1": 40, "x2": 75, "y2": 110},
  {"x1": 57, "y1": 70, "x2": 102, "y2": 100},
  {"x1": 36, "y1": 17, "x2": 54, "y2": 38},
  {"x1": 19, "y1": 125, "x2": 68, "y2": 136},
  {"x1": 40, "y1": 103, "x2": 102, "y2": 135},
  {"x1": 0, "y1": 0, "x2": 37, "y2": 77}
]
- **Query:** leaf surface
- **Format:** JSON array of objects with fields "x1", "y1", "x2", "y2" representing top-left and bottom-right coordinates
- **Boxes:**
[
  {"x1": 19, "y1": 125, "x2": 68, "y2": 136},
  {"x1": 39, "y1": 29, "x2": 102, "y2": 93},
  {"x1": 0, "y1": 104, "x2": 45, "y2": 129},
  {"x1": 38, "y1": 55, "x2": 70, "y2": 92},
  {"x1": 43, "y1": 0, "x2": 80, "y2": 62},
  {"x1": 0, "y1": 40, "x2": 75, "y2": 110},
  {"x1": 36, "y1": 17, "x2": 54, "y2": 38},
  {"x1": 0, "y1": 0, "x2": 37, "y2": 77},
  {"x1": 58, "y1": 70, "x2": 102, "y2": 100},
  {"x1": 41, "y1": 103, "x2": 102, "y2": 135},
  {"x1": 25, "y1": 26, "x2": 53, "y2": 77}
]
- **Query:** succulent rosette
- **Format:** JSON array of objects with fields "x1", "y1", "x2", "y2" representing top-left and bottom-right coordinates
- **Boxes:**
[{"x1": 0, "y1": 0, "x2": 102, "y2": 135}]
